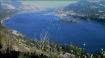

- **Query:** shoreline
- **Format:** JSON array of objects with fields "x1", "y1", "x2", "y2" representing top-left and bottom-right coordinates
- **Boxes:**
[
  {"x1": 1, "y1": 17, "x2": 10, "y2": 24},
  {"x1": 1, "y1": 14, "x2": 105, "y2": 55},
  {"x1": 1, "y1": 17, "x2": 11, "y2": 29},
  {"x1": 1, "y1": 16, "x2": 24, "y2": 37},
  {"x1": 0, "y1": 10, "x2": 44, "y2": 38}
]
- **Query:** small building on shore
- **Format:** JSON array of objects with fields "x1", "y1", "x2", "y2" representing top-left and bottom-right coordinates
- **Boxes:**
[{"x1": 12, "y1": 30, "x2": 24, "y2": 37}]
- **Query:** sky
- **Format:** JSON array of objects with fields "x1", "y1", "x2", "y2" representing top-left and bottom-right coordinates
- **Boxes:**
[{"x1": 20, "y1": 1, "x2": 77, "y2": 8}]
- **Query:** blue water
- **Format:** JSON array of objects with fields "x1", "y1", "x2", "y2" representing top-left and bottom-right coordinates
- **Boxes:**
[{"x1": 3, "y1": 11, "x2": 105, "y2": 53}]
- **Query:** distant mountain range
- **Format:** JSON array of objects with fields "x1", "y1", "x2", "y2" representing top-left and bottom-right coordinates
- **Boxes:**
[
  {"x1": 54, "y1": 1, "x2": 105, "y2": 23},
  {"x1": 0, "y1": 1, "x2": 46, "y2": 20},
  {"x1": 1, "y1": 1, "x2": 45, "y2": 11}
]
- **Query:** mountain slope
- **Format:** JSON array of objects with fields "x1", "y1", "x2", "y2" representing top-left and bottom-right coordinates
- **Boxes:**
[
  {"x1": 1, "y1": 1, "x2": 45, "y2": 11},
  {"x1": 55, "y1": 1, "x2": 105, "y2": 23}
]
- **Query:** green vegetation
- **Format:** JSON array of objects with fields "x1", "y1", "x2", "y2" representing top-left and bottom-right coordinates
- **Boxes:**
[{"x1": 0, "y1": 5, "x2": 105, "y2": 58}]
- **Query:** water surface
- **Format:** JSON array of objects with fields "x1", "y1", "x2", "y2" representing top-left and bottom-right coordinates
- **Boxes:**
[{"x1": 3, "y1": 11, "x2": 105, "y2": 53}]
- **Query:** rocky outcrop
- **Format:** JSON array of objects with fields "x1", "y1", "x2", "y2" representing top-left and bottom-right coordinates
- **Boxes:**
[{"x1": 59, "y1": 52, "x2": 76, "y2": 58}]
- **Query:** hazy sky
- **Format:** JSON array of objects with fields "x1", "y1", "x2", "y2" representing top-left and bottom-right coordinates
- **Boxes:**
[{"x1": 21, "y1": 1, "x2": 77, "y2": 8}]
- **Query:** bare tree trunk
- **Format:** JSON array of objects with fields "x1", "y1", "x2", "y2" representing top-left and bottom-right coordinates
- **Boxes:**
[{"x1": 34, "y1": 30, "x2": 51, "y2": 54}]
